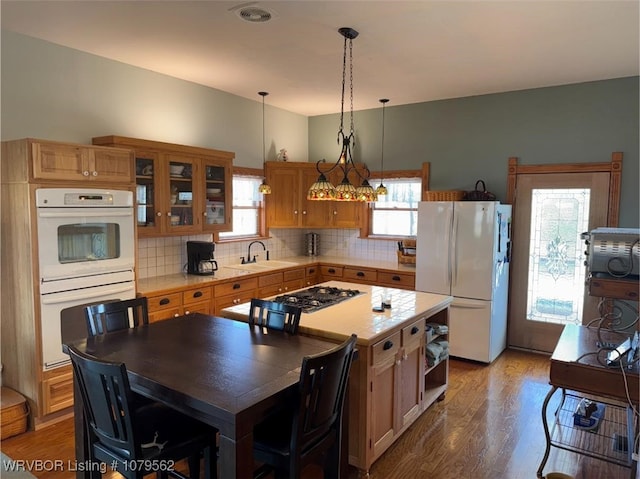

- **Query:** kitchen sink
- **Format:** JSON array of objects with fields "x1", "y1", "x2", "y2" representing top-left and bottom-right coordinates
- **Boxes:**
[{"x1": 224, "y1": 260, "x2": 300, "y2": 272}]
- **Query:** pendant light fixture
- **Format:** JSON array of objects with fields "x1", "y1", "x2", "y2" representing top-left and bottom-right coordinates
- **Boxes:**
[
  {"x1": 257, "y1": 91, "x2": 271, "y2": 195},
  {"x1": 307, "y1": 27, "x2": 376, "y2": 202},
  {"x1": 375, "y1": 98, "x2": 389, "y2": 196}
]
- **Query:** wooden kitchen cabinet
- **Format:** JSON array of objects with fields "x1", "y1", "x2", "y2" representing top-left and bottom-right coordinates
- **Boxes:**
[
  {"x1": 146, "y1": 286, "x2": 213, "y2": 323},
  {"x1": 344, "y1": 266, "x2": 378, "y2": 284},
  {"x1": 264, "y1": 162, "x2": 363, "y2": 229},
  {"x1": 32, "y1": 140, "x2": 134, "y2": 184},
  {"x1": 305, "y1": 265, "x2": 320, "y2": 286},
  {"x1": 92, "y1": 135, "x2": 233, "y2": 237},
  {"x1": 370, "y1": 331, "x2": 401, "y2": 457},
  {"x1": 1, "y1": 138, "x2": 136, "y2": 429},
  {"x1": 319, "y1": 264, "x2": 344, "y2": 281},
  {"x1": 41, "y1": 366, "x2": 74, "y2": 415},
  {"x1": 369, "y1": 317, "x2": 425, "y2": 458},
  {"x1": 213, "y1": 277, "x2": 258, "y2": 315},
  {"x1": 377, "y1": 271, "x2": 415, "y2": 290}
]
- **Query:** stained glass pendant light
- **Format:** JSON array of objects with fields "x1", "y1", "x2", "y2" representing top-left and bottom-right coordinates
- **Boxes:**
[
  {"x1": 257, "y1": 91, "x2": 271, "y2": 194},
  {"x1": 375, "y1": 99, "x2": 389, "y2": 196},
  {"x1": 307, "y1": 27, "x2": 376, "y2": 202}
]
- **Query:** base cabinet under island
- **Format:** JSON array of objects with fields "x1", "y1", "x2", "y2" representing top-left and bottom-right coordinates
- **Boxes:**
[{"x1": 220, "y1": 280, "x2": 452, "y2": 474}]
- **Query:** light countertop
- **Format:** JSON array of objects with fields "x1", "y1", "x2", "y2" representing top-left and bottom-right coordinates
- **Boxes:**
[
  {"x1": 137, "y1": 255, "x2": 416, "y2": 295},
  {"x1": 220, "y1": 280, "x2": 452, "y2": 346}
]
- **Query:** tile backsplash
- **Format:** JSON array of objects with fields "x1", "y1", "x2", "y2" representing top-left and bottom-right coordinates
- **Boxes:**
[{"x1": 137, "y1": 229, "x2": 398, "y2": 279}]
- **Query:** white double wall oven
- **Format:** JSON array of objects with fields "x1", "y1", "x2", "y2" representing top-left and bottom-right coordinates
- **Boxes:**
[{"x1": 36, "y1": 188, "x2": 136, "y2": 369}]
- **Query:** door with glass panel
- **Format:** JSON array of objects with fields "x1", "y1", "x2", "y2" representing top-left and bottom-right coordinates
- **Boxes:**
[{"x1": 508, "y1": 172, "x2": 611, "y2": 352}]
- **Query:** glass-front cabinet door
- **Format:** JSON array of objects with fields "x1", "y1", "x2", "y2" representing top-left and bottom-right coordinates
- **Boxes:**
[
  {"x1": 135, "y1": 150, "x2": 161, "y2": 237},
  {"x1": 202, "y1": 157, "x2": 232, "y2": 232},
  {"x1": 165, "y1": 154, "x2": 200, "y2": 235}
]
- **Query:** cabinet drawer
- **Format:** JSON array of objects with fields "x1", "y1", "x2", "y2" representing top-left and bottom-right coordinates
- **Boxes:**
[
  {"x1": 283, "y1": 268, "x2": 305, "y2": 282},
  {"x1": 42, "y1": 370, "x2": 74, "y2": 414},
  {"x1": 183, "y1": 301, "x2": 211, "y2": 316},
  {"x1": 282, "y1": 278, "x2": 305, "y2": 292},
  {"x1": 257, "y1": 284, "x2": 284, "y2": 297},
  {"x1": 402, "y1": 318, "x2": 425, "y2": 350},
  {"x1": 258, "y1": 272, "x2": 283, "y2": 288},
  {"x1": 320, "y1": 265, "x2": 343, "y2": 278},
  {"x1": 148, "y1": 307, "x2": 181, "y2": 323},
  {"x1": 215, "y1": 290, "x2": 256, "y2": 313},
  {"x1": 372, "y1": 331, "x2": 401, "y2": 367},
  {"x1": 344, "y1": 267, "x2": 377, "y2": 283},
  {"x1": 147, "y1": 292, "x2": 182, "y2": 311},
  {"x1": 378, "y1": 271, "x2": 415, "y2": 290},
  {"x1": 183, "y1": 286, "x2": 212, "y2": 305},
  {"x1": 214, "y1": 278, "x2": 258, "y2": 297}
]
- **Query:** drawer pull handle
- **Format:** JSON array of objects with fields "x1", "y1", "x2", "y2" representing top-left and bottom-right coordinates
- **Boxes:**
[
  {"x1": 411, "y1": 326, "x2": 419, "y2": 335},
  {"x1": 383, "y1": 340, "x2": 394, "y2": 351},
  {"x1": 193, "y1": 291, "x2": 203, "y2": 298},
  {"x1": 233, "y1": 283, "x2": 241, "y2": 290},
  {"x1": 356, "y1": 271, "x2": 364, "y2": 277},
  {"x1": 392, "y1": 275, "x2": 401, "y2": 281},
  {"x1": 309, "y1": 268, "x2": 315, "y2": 273},
  {"x1": 328, "y1": 268, "x2": 335, "y2": 274},
  {"x1": 159, "y1": 298, "x2": 170, "y2": 305}
]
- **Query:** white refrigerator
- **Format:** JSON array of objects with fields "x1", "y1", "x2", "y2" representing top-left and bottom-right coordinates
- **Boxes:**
[{"x1": 415, "y1": 201, "x2": 512, "y2": 363}]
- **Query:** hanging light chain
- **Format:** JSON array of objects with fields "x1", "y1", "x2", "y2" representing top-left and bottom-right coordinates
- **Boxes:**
[
  {"x1": 349, "y1": 36, "x2": 354, "y2": 136},
  {"x1": 338, "y1": 34, "x2": 348, "y2": 144}
]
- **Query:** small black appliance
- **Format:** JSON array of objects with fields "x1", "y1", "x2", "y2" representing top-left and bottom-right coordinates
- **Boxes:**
[{"x1": 186, "y1": 241, "x2": 218, "y2": 276}]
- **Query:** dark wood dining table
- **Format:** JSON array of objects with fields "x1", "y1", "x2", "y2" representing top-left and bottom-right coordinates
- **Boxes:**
[{"x1": 65, "y1": 313, "x2": 343, "y2": 479}]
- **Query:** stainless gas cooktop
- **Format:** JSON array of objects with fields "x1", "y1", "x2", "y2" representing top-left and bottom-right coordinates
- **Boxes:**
[{"x1": 273, "y1": 286, "x2": 362, "y2": 313}]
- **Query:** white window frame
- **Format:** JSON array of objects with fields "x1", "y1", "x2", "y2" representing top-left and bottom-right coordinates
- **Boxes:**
[{"x1": 215, "y1": 173, "x2": 266, "y2": 242}]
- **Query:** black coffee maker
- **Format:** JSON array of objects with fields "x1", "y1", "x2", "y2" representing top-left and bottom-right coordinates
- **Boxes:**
[{"x1": 186, "y1": 241, "x2": 218, "y2": 276}]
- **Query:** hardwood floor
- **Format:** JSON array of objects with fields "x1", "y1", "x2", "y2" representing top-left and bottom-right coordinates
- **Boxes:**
[{"x1": 1, "y1": 349, "x2": 636, "y2": 479}]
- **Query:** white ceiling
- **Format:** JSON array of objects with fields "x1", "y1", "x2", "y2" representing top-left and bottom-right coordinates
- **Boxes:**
[{"x1": 2, "y1": 1, "x2": 638, "y2": 117}]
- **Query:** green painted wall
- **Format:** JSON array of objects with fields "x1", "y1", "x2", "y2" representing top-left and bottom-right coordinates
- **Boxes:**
[
  {"x1": 2, "y1": 31, "x2": 638, "y2": 227},
  {"x1": 0, "y1": 31, "x2": 309, "y2": 167},
  {"x1": 310, "y1": 77, "x2": 639, "y2": 227}
]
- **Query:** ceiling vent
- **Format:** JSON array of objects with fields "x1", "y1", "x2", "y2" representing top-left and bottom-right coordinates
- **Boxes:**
[{"x1": 235, "y1": 5, "x2": 273, "y2": 23}]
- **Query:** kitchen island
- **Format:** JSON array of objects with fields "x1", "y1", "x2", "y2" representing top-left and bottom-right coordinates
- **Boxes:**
[{"x1": 221, "y1": 280, "x2": 453, "y2": 474}]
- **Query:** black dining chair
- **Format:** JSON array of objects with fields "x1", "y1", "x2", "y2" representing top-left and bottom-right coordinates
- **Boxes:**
[
  {"x1": 248, "y1": 298, "x2": 302, "y2": 334},
  {"x1": 252, "y1": 333, "x2": 358, "y2": 479},
  {"x1": 68, "y1": 344, "x2": 218, "y2": 479},
  {"x1": 85, "y1": 297, "x2": 149, "y2": 337}
]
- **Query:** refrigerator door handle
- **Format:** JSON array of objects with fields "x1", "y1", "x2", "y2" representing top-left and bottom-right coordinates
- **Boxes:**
[
  {"x1": 451, "y1": 302, "x2": 486, "y2": 310},
  {"x1": 451, "y1": 212, "x2": 458, "y2": 287}
]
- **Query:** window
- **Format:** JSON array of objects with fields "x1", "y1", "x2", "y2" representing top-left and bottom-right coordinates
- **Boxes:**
[
  {"x1": 370, "y1": 178, "x2": 421, "y2": 237},
  {"x1": 217, "y1": 176, "x2": 264, "y2": 240}
]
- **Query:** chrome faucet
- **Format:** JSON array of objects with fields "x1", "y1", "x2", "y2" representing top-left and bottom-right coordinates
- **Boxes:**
[{"x1": 242, "y1": 240, "x2": 269, "y2": 264}]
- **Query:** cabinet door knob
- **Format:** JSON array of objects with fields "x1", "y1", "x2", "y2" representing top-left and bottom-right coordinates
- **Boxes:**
[
  {"x1": 185, "y1": 310, "x2": 191, "y2": 315},
  {"x1": 92, "y1": 171, "x2": 98, "y2": 176},
  {"x1": 302, "y1": 210, "x2": 307, "y2": 215},
  {"x1": 294, "y1": 210, "x2": 298, "y2": 214},
  {"x1": 83, "y1": 170, "x2": 90, "y2": 177},
  {"x1": 156, "y1": 212, "x2": 163, "y2": 217},
  {"x1": 383, "y1": 340, "x2": 394, "y2": 350}
]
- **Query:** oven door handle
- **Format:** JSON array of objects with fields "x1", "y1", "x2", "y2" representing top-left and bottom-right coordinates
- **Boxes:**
[
  {"x1": 38, "y1": 210, "x2": 133, "y2": 218},
  {"x1": 41, "y1": 284, "x2": 135, "y2": 304}
]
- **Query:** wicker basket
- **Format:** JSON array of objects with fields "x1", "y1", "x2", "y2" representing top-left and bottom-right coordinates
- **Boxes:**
[
  {"x1": 424, "y1": 190, "x2": 465, "y2": 201},
  {"x1": 397, "y1": 239, "x2": 417, "y2": 265},
  {"x1": 397, "y1": 251, "x2": 416, "y2": 264},
  {"x1": 1, "y1": 387, "x2": 29, "y2": 439}
]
